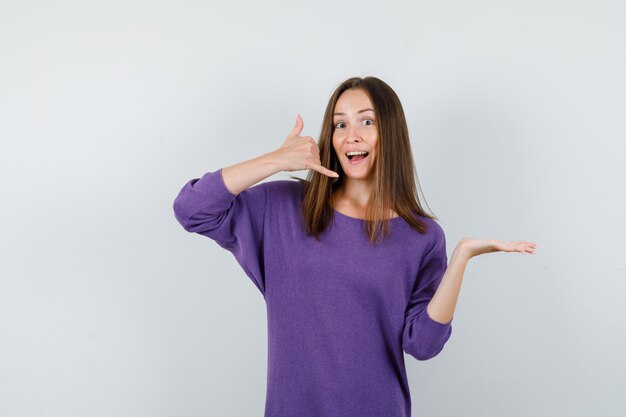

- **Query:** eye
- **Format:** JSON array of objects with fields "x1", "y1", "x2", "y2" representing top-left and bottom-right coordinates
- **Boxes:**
[{"x1": 334, "y1": 119, "x2": 374, "y2": 129}]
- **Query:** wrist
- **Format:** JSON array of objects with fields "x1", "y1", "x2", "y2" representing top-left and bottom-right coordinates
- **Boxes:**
[
  {"x1": 259, "y1": 150, "x2": 284, "y2": 174},
  {"x1": 453, "y1": 241, "x2": 473, "y2": 262}
]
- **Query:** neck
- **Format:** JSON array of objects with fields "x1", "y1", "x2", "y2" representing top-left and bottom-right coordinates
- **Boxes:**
[{"x1": 334, "y1": 178, "x2": 373, "y2": 208}]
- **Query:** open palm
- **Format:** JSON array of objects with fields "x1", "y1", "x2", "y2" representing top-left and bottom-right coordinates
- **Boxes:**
[{"x1": 460, "y1": 237, "x2": 537, "y2": 258}]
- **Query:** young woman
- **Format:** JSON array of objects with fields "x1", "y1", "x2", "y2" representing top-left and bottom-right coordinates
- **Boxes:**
[{"x1": 173, "y1": 76, "x2": 537, "y2": 417}]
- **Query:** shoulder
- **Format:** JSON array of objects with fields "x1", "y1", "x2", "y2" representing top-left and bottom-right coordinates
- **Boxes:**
[
  {"x1": 414, "y1": 215, "x2": 446, "y2": 254},
  {"x1": 244, "y1": 177, "x2": 302, "y2": 194},
  {"x1": 260, "y1": 178, "x2": 304, "y2": 197},
  {"x1": 423, "y1": 216, "x2": 445, "y2": 239},
  {"x1": 250, "y1": 178, "x2": 304, "y2": 208}
]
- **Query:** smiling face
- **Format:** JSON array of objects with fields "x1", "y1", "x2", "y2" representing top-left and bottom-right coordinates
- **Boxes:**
[{"x1": 332, "y1": 88, "x2": 379, "y2": 181}]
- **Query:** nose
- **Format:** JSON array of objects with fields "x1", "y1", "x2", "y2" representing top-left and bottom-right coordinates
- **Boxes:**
[{"x1": 346, "y1": 125, "x2": 361, "y2": 143}]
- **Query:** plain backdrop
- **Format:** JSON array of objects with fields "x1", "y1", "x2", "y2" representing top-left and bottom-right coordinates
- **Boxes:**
[{"x1": 1, "y1": 1, "x2": 625, "y2": 416}]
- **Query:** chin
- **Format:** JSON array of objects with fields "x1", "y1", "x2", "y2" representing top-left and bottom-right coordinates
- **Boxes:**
[
  {"x1": 339, "y1": 158, "x2": 375, "y2": 179},
  {"x1": 342, "y1": 170, "x2": 373, "y2": 180}
]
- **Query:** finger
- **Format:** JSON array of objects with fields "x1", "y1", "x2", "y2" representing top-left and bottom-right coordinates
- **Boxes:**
[
  {"x1": 290, "y1": 112, "x2": 304, "y2": 137},
  {"x1": 322, "y1": 168, "x2": 340, "y2": 178},
  {"x1": 311, "y1": 164, "x2": 339, "y2": 178}
]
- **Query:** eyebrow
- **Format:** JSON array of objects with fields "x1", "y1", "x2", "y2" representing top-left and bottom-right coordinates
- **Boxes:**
[{"x1": 333, "y1": 108, "x2": 375, "y2": 116}]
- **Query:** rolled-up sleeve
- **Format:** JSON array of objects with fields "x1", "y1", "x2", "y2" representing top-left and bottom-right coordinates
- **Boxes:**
[
  {"x1": 402, "y1": 224, "x2": 452, "y2": 361},
  {"x1": 172, "y1": 168, "x2": 268, "y2": 296}
]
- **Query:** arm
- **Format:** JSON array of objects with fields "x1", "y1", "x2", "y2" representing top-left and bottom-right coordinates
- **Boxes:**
[
  {"x1": 220, "y1": 112, "x2": 337, "y2": 194},
  {"x1": 171, "y1": 165, "x2": 272, "y2": 296},
  {"x1": 425, "y1": 244, "x2": 470, "y2": 324},
  {"x1": 172, "y1": 145, "x2": 286, "y2": 297},
  {"x1": 426, "y1": 237, "x2": 538, "y2": 324},
  {"x1": 172, "y1": 114, "x2": 339, "y2": 295},
  {"x1": 220, "y1": 151, "x2": 283, "y2": 195},
  {"x1": 402, "y1": 228, "x2": 537, "y2": 360},
  {"x1": 402, "y1": 224, "x2": 452, "y2": 361}
]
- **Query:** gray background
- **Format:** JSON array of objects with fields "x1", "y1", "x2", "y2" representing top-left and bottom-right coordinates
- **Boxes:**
[{"x1": 1, "y1": 1, "x2": 624, "y2": 416}]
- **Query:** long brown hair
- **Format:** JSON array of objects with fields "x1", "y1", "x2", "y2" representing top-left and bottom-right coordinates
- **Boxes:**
[{"x1": 291, "y1": 76, "x2": 438, "y2": 244}]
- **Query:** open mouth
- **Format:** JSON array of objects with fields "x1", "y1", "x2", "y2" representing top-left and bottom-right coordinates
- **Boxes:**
[{"x1": 346, "y1": 152, "x2": 369, "y2": 164}]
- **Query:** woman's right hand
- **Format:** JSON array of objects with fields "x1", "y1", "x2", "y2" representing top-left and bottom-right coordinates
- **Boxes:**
[{"x1": 271, "y1": 113, "x2": 339, "y2": 178}]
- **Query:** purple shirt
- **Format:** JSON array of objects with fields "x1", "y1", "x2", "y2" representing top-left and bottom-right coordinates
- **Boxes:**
[{"x1": 172, "y1": 168, "x2": 452, "y2": 417}]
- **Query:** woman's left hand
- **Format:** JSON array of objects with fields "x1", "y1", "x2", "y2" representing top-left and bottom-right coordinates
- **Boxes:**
[{"x1": 457, "y1": 237, "x2": 537, "y2": 259}]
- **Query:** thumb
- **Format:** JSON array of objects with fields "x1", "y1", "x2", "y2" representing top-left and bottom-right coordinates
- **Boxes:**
[{"x1": 290, "y1": 112, "x2": 304, "y2": 137}]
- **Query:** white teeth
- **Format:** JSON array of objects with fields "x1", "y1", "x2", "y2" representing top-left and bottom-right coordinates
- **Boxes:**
[{"x1": 346, "y1": 151, "x2": 368, "y2": 156}]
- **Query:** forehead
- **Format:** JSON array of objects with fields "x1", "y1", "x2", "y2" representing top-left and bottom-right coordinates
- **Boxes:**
[{"x1": 333, "y1": 89, "x2": 374, "y2": 115}]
